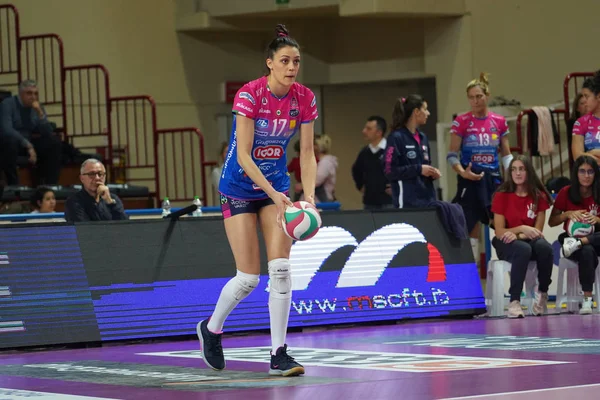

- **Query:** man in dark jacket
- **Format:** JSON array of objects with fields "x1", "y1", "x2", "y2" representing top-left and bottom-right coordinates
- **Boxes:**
[
  {"x1": 0, "y1": 80, "x2": 62, "y2": 185},
  {"x1": 65, "y1": 159, "x2": 128, "y2": 222},
  {"x1": 351, "y1": 116, "x2": 393, "y2": 209}
]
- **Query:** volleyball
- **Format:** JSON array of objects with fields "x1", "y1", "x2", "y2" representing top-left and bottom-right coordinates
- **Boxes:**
[
  {"x1": 281, "y1": 201, "x2": 322, "y2": 241},
  {"x1": 566, "y1": 219, "x2": 595, "y2": 238}
]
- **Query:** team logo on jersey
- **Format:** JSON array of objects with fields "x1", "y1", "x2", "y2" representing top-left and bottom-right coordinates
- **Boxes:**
[
  {"x1": 291, "y1": 97, "x2": 298, "y2": 108},
  {"x1": 262, "y1": 97, "x2": 268, "y2": 105},
  {"x1": 310, "y1": 96, "x2": 316, "y2": 107},
  {"x1": 253, "y1": 145, "x2": 284, "y2": 160},
  {"x1": 276, "y1": 110, "x2": 282, "y2": 116},
  {"x1": 290, "y1": 109, "x2": 299, "y2": 117},
  {"x1": 257, "y1": 119, "x2": 269, "y2": 129},
  {"x1": 407, "y1": 151, "x2": 417, "y2": 159},
  {"x1": 469, "y1": 121, "x2": 474, "y2": 127},
  {"x1": 239, "y1": 92, "x2": 256, "y2": 105},
  {"x1": 490, "y1": 127, "x2": 497, "y2": 133}
]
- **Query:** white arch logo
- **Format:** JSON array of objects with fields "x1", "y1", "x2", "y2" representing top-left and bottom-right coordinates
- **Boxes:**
[{"x1": 283, "y1": 223, "x2": 447, "y2": 291}]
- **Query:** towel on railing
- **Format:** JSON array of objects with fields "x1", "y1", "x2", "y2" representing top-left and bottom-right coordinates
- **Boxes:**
[{"x1": 531, "y1": 106, "x2": 555, "y2": 156}]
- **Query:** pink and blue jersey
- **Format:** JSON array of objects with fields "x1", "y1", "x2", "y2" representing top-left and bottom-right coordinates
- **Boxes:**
[
  {"x1": 219, "y1": 76, "x2": 318, "y2": 200},
  {"x1": 450, "y1": 111, "x2": 509, "y2": 171},
  {"x1": 572, "y1": 113, "x2": 600, "y2": 152}
]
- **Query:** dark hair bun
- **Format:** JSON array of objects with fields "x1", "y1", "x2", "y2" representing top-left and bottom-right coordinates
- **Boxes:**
[{"x1": 275, "y1": 24, "x2": 289, "y2": 38}]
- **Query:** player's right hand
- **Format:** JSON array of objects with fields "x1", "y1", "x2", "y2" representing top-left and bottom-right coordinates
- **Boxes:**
[
  {"x1": 461, "y1": 163, "x2": 484, "y2": 181},
  {"x1": 272, "y1": 191, "x2": 294, "y2": 228}
]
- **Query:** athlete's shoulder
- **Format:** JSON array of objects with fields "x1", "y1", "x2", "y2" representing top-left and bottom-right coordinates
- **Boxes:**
[
  {"x1": 291, "y1": 82, "x2": 315, "y2": 102},
  {"x1": 489, "y1": 112, "x2": 507, "y2": 122},
  {"x1": 239, "y1": 76, "x2": 267, "y2": 96},
  {"x1": 577, "y1": 113, "x2": 594, "y2": 124}
]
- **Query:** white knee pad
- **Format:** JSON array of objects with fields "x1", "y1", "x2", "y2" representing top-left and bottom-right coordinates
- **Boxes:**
[
  {"x1": 232, "y1": 270, "x2": 260, "y2": 301},
  {"x1": 268, "y1": 258, "x2": 292, "y2": 299}
]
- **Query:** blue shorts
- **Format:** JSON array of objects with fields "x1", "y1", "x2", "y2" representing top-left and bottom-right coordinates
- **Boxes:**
[
  {"x1": 452, "y1": 166, "x2": 501, "y2": 232},
  {"x1": 220, "y1": 193, "x2": 274, "y2": 219}
]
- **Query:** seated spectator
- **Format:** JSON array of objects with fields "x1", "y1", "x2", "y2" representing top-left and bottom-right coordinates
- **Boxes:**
[
  {"x1": 352, "y1": 115, "x2": 393, "y2": 210},
  {"x1": 65, "y1": 159, "x2": 128, "y2": 222},
  {"x1": 384, "y1": 95, "x2": 440, "y2": 208},
  {"x1": 0, "y1": 80, "x2": 62, "y2": 185},
  {"x1": 491, "y1": 155, "x2": 554, "y2": 318},
  {"x1": 30, "y1": 186, "x2": 56, "y2": 213},
  {"x1": 314, "y1": 134, "x2": 337, "y2": 203},
  {"x1": 211, "y1": 141, "x2": 228, "y2": 203},
  {"x1": 548, "y1": 155, "x2": 600, "y2": 314}
]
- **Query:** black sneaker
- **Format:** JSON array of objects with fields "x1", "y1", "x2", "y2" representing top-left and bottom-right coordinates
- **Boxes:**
[
  {"x1": 269, "y1": 344, "x2": 305, "y2": 376},
  {"x1": 197, "y1": 319, "x2": 225, "y2": 370}
]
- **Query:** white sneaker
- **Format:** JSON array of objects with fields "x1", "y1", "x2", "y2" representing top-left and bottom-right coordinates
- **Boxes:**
[
  {"x1": 532, "y1": 292, "x2": 548, "y2": 316},
  {"x1": 507, "y1": 300, "x2": 525, "y2": 318},
  {"x1": 580, "y1": 297, "x2": 593, "y2": 315},
  {"x1": 562, "y1": 237, "x2": 582, "y2": 258}
]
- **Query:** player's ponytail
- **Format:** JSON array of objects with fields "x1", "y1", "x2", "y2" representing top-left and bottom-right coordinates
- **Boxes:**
[{"x1": 391, "y1": 95, "x2": 424, "y2": 131}]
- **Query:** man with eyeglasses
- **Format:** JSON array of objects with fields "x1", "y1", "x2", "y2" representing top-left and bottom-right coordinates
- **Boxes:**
[
  {"x1": 0, "y1": 79, "x2": 62, "y2": 185},
  {"x1": 64, "y1": 158, "x2": 128, "y2": 222}
]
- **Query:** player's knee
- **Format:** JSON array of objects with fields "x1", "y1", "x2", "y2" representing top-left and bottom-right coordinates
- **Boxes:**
[
  {"x1": 233, "y1": 271, "x2": 260, "y2": 301},
  {"x1": 268, "y1": 258, "x2": 292, "y2": 299}
]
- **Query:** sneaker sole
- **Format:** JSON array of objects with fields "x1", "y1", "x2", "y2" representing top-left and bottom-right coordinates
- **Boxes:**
[
  {"x1": 269, "y1": 366, "x2": 305, "y2": 377},
  {"x1": 197, "y1": 321, "x2": 225, "y2": 371},
  {"x1": 507, "y1": 314, "x2": 524, "y2": 319},
  {"x1": 580, "y1": 309, "x2": 593, "y2": 315}
]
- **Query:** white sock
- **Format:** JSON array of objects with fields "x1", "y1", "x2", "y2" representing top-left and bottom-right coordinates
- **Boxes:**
[
  {"x1": 207, "y1": 270, "x2": 259, "y2": 333},
  {"x1": 268, "y1": 258, "x2": 292, "y2": 353},
  {"x1": 470, "y1": 238, "x2": 479, "y2": 264}
]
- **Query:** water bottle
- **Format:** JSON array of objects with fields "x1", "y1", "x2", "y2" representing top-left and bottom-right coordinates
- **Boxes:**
[
  {"x1": 161, "y1": 197, "x2": 171, "y2": 217},
  {"x1": 192, "y1": 196, "x2": 203, "y2": 217}
]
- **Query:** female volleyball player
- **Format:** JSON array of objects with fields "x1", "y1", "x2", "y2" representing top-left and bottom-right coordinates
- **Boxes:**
[
  {"x1": 383, "y1": 95, "x2": 440, "y2": 208},
  {"x1": 197, "y1": 24, "x2": 318, "y2": 377},
  {"x1": 491, "y1": 155, "x2": 553, "y2": 318},
  {"x1": 571, "y1": 71, "x2": 600, "y2": 163},
  {"x1": 447, "y1": 73, "x2": 513, "y2": 264}
]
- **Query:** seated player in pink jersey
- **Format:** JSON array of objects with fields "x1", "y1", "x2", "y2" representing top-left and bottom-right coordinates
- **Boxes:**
[
  {"x1": 197, "y1": 24, "x2": 318, "y2": 377},
  {"x1": 548, "y1": 155, "x2": 600, "y2": 314},
  {"x1": 572, "y1": 71, "x2": 600, "y2": 164},
  {"x1": 446, "y1": 73, "x2": 513, "y2": 265},
  {"x1": 491, "y1": 155, "x2": 554, "y2": 318}
]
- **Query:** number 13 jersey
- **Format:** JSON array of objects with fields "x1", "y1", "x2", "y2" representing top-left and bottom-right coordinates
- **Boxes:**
[
  {"x1": 219, "y1": 76, "x2": 319, "y2": 200},
  {"x1": 450, "y1": 111, "x2": 509, "y2": 171}
]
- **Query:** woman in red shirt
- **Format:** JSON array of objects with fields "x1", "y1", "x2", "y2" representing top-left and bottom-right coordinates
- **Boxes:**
[
  {"x1": 491, "y1": 155, "x2": 554, "y2": 318},
  {"x1": 548, "y1": 155, "x2": 600, "y2": 314}
]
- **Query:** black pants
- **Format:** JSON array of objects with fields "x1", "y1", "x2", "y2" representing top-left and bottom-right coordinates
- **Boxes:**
[
  {"x1": 492, "y1": 237, "x2": 554, "y2": 302},
  {"x1": 559, "y1": 232, "x2": 599, "y2": 292},
  {"x1": 0, "y1": 133, "x2": 62, "y2": 185}
]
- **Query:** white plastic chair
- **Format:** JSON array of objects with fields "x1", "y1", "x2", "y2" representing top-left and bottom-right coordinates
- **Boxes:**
[
  {"x1": 555, "y1": 257, "x2": 600, "y2": 313},
  {"x1": 485, "y1": 260, "x2": 538, "y2": 317}
]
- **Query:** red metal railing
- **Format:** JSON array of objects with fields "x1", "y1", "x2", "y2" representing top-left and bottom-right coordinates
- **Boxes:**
[
  {"x1": 20, "y1": 34, "x2": 66, "y2": 130},
  {"x1": 155, "y1": 128, "x2": 207, "y2": 205},
  {"x1": 63, "y1": 64, "x2": 112, "y2": 163},
  {"x1": 0, "y1": 4, "x2": 20, "y2": 88},
  {"x1": 515, "y1": 108, "x2": 567, "y2": 182},
  {"x1": 110, "y1": 95, "x2": 158, "y2": 193},
  {"x1": 563, "y1": 72, "x2": 594, "y2": 119}
]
